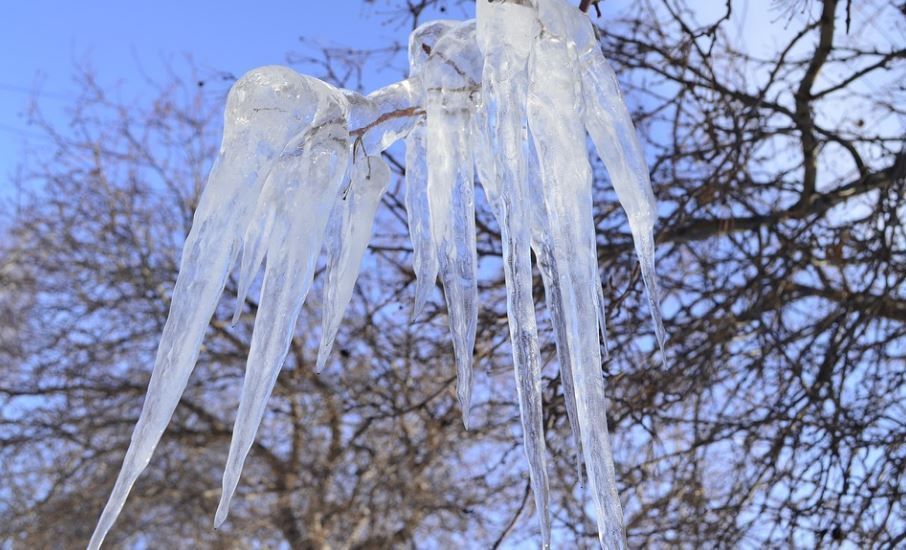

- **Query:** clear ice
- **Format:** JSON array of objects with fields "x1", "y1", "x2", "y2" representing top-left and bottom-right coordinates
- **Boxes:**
[
  {"x1": 316, "y1": 153, "x2": 391, "y2": 373},
  {"x1": 475, "y1": 0, "x2": 551, "y2": 545},
  {"x1": 566, "y1": 2, "x2": 667, "y2": 361},
  {"x1": 422, "y1": 21, "x2": 482, "y2": 429},
  {"x1": 405, "y1": 21, "x2": 456, "y2": 319},
  {"x1": 88, "y1": 2, "x2": 665, "y2": 548}
]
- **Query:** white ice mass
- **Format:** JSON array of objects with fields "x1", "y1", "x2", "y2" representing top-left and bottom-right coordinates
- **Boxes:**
[{"x1": 88, "y1": 1, "x2": 665, "y2": 548}]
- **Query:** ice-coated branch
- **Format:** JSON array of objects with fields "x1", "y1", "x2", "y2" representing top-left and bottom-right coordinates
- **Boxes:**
[
  {"x1": 350, "y1": 105, "x2": 424, "y2": 140},
  {"x1": 89, "y1": 3, "x2": 665, "y2": 549},
  {"x1": 87, "y1": 67, "x2": 349, "y2": 550},
  {"x1": 347, "y1": 78, "x2": 423, "y2": 154}
]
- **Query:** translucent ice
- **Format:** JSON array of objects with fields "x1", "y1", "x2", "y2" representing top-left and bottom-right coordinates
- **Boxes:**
[
  {"x1": 526, "y1": 137, "x2": 586, "y2": 488},
  {"x1": 316, "y1": 154, "x2": 391, "y2": 372},
  {"x1": 216, "y1": 88, "x2": 350, "y2": 526},
  {"x1": 563, "y1": 0, "x2": 667, "y2": 361},
  {"x1": 89, "y1": 5, "x2": 666, "y2": 548},
  {"x1": 423, "y1": 21, "x2": 482, "y2": 429},
  {"x1": 87, "y1": 66, "x2": 343, "y2": 550},
  {"x1": 476, "y1": 1, "x2": 551, "y2": 545},
  {"x1": 405, "y1": 121, "x2": 437, "y2": 318},
  {"x1": 347, "y1": 79, "x2": 421, "y2": 156},
  {"x1": 404, "y1": 21, "x2": 456, "y2": 319},
  {"x1": 530, "y1": 1, "x2": 626, "y2": 546}
]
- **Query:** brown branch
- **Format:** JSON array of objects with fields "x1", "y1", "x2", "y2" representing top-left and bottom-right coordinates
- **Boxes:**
[
  {"x1": 664, "y1": 151, "x2": 904, "y2": 245},
  {"x1": 791, "y1": 283, "x2": 906, "y2": 323},
  {"x1": 490, "y1": 481, "x2": 532, "y2": 549},
  {"x1": 793, "y1": 0, "x2": 838, "y2": 201},
  {"x1": 349, "y1": 106, "x2": 425, "y2": 139}
]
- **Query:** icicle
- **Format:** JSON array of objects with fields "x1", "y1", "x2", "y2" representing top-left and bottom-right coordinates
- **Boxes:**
[
  {"x1": 564, "y1": 2, "x2": 667, "y2": 362},
  {"x1": 87, "y1": 66, "x2": 337, "y2": 550},
  {"x1": 475, "y1": 1, "x2": 552, "y2": 546},
  {"x1": 404, "y1": 121, "x2": 437, "y2": 318},
  {"x1": 402, "y1": 21, "x2": 457, "y2": 319},
  {"x1": 90, "y1": 6, "x2": 666, "y2": 547},
  {"x1": 525, "y1": 136, "x2": 585, "y2": 489},
  {"x1": 529, "y1": 1, "x2": 627, "y2": 547},
  {"x1": 215, "y1": 90, "x2": 350, "y2": 527},
  {"x1": 232, "y1": 192, "x2": 274, "y2": 325},
  {"x1": 316, "y1": 154, "x2": 390, "y2": 372},
  {"x1": 423, "y1": 21, "x2": 482, "y2": 429}
]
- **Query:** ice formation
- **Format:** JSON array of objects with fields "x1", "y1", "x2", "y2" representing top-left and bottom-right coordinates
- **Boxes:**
[{"x1": 88, "y1": 1, "x2": 665, "y2": 548}]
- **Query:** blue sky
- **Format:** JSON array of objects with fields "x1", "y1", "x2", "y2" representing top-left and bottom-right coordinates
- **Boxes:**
[
  {"x1": 0, "y1": 0, "x2": 466, "y2": 199},
  {"x1": 0, "y1": 0, "x2": 790, "y2": 203},
  {"x1": 2, "y1": 0, "x2": 896, "y2": 199}
]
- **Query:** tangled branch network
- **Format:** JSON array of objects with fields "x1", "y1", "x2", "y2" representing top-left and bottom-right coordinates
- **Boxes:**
[{"x1": 88, "y1": 0, "x2": 666, "y2": 548}]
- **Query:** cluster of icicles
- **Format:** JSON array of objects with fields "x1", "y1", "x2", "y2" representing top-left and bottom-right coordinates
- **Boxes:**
[{"x1": 88, "y1": 1, "x2": 666, "y2": 548}]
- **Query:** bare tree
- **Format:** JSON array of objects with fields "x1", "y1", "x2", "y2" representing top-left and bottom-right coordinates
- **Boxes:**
[
  {"x1": 1, "y1": 0, "x2": 903, "y2": 548},
  {"x1": 596, "y1": 1, "x2": 904, "y2": 547}
]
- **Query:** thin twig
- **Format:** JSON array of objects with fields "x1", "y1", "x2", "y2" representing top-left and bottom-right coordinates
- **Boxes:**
[
  {"x1": 491, "y1": 482, "x2": 532, "y2": 549},
  {"x1": 349, "y1": 106, "x2": 425, "y2": 138}
]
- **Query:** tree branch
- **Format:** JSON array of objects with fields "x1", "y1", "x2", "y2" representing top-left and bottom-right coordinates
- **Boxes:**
[
  {"x1": 793, "y1": 0, "x2": 838, "y2": 201},
  {"x1": 664, "y1": 151, "x2": 904, "y2": 245}
]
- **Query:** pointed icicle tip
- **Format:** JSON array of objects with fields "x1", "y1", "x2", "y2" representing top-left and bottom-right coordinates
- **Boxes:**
[
  {"x1": 314, "y1": 349, "x2": 329, "y2": 374},
  {"x1": 459, "y1": 388, "x2": 471, "y2": 431},
  {"x1": 410, "y1": 284, "x2": 432, "y2": 322},
  {"x1": 213, "y1": 499, "x2": 229, "y2": 529}
]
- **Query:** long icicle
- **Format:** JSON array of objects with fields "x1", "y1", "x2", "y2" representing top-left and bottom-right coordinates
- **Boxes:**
[
  {"x1": 316, "y1": 154, "x2": 391, "y2": 372},
  {"x1": 215, "y1": 99, "x2": 350, "y2": 527},
  {"x1": 424, "y1": 22, "x2": 481, "y2": 429},
  {"x1": 566, "y1": 2, "x2": 667, "y2": 362},
  {"x1": 87, "y1": 66, "x2": 330, "y2": 550},
  {"x1": 530, "y1": 1, "x2": 627, "y2": 546},
  {"x1": 475, "y1": 1, "x2": 551, "y2": 546},
  {"x1": 403, "y1": 22, "x2": 458, "y2": 318},
  {"x1": 404, "y1": 120, "x2": 437, "y2": 318},
  {"x1": 526, "y1": 136, "x2": 585, "y2": 488}
]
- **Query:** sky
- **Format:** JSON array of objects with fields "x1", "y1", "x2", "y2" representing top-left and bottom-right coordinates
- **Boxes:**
[
  {"x1": 0, "y1": 0, "x2": 463, "y2": 200},
  {"x1": 1, "y1": 0, "x2": 898, "y2": 200},
  {"x1": 0, "y1": 0, "x2": 782, "y2": 195}
]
